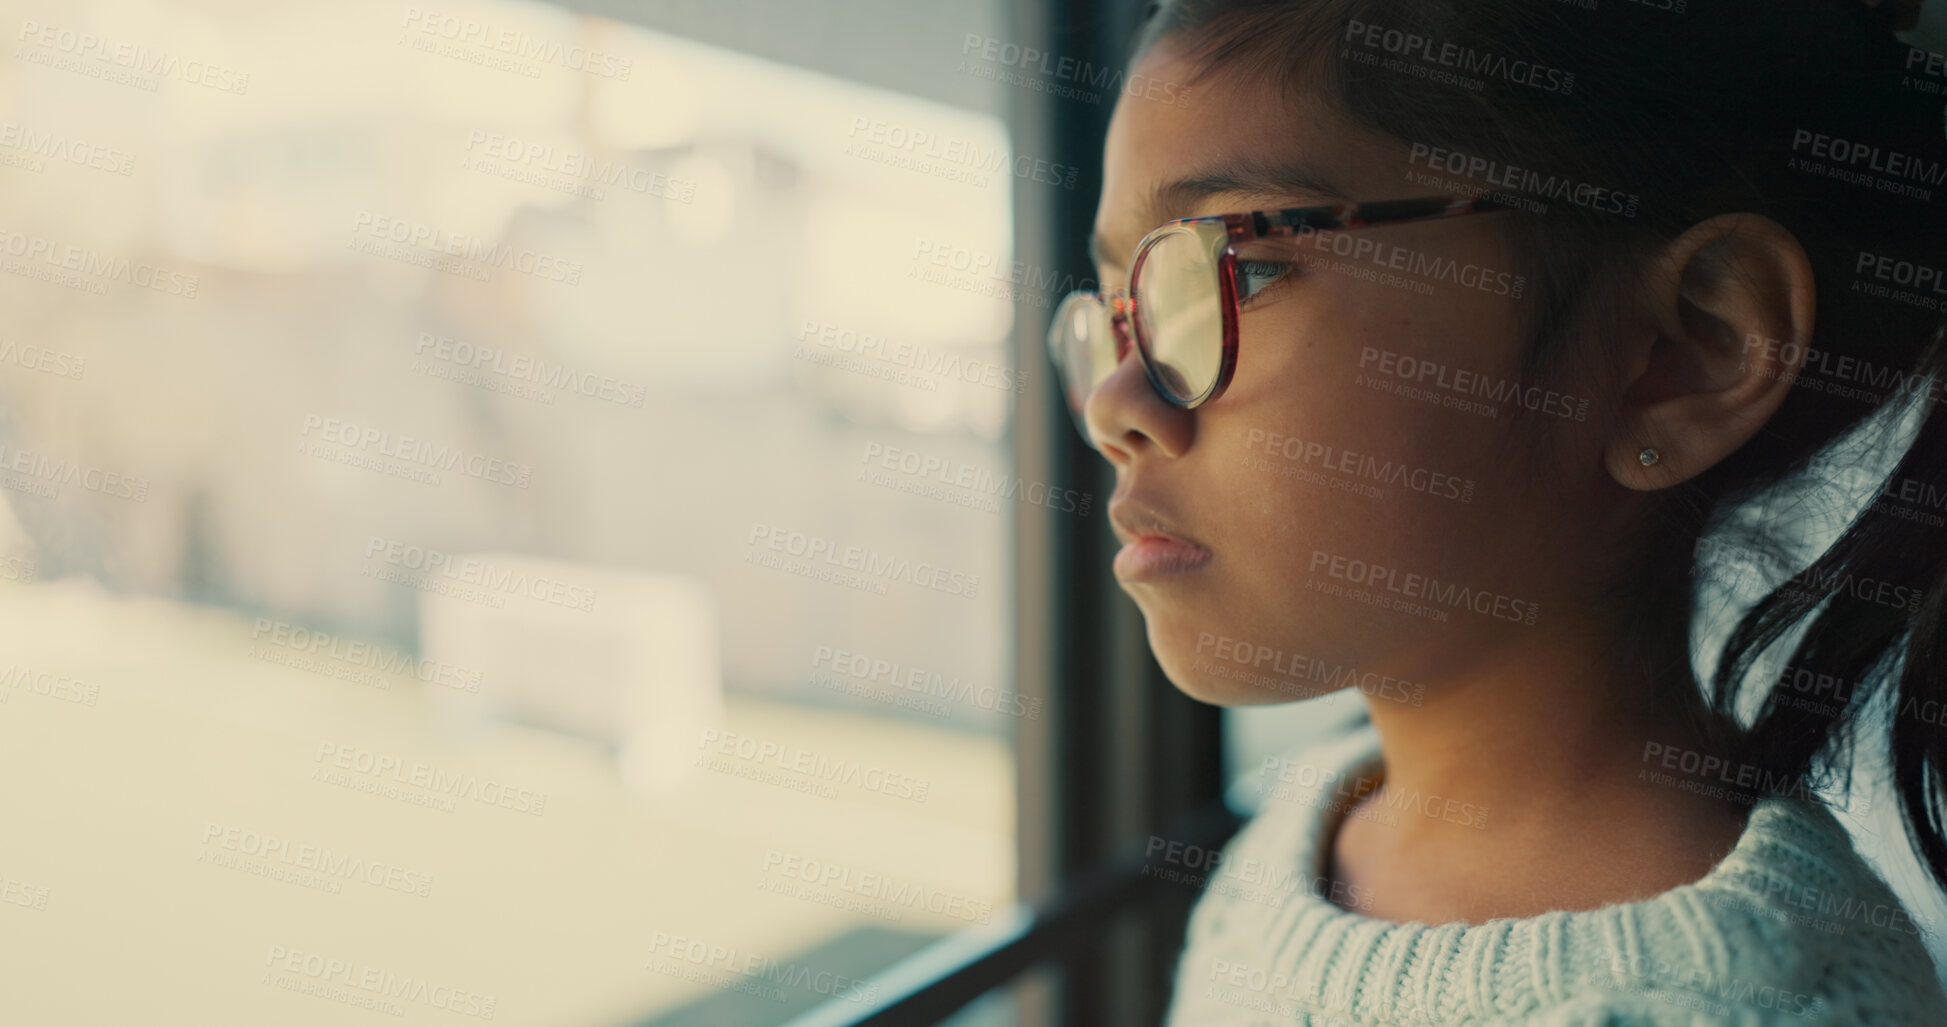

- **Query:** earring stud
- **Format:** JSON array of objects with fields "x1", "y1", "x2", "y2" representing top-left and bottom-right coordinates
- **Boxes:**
[{"x1": 1639, "y1": 447, "x2": 1660, "y2": 467}]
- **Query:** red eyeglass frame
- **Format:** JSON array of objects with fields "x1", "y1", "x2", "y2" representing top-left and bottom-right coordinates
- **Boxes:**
[{"x1": 1055, "y1": 194, "x2": 1509, "y2": 418}]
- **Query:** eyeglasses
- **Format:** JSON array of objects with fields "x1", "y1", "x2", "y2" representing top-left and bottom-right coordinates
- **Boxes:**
[{"x1": 1046, "y1": 195, "x2": 1506, "y2": 446}]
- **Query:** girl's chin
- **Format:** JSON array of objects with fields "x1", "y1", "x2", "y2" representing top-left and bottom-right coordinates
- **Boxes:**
[{"x1": 1160, "y1": 658, "x2": 1311, "y2": 707}]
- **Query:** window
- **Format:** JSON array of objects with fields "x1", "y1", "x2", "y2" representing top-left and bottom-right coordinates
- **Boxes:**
[{"x1": 0, "y1": 1, "x2": 1039, "y2": 1023}]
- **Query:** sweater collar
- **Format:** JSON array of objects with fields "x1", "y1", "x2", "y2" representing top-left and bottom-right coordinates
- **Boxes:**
[{"x1": 1213, "y1": 720, "x2": 1901, "y2": 1023}]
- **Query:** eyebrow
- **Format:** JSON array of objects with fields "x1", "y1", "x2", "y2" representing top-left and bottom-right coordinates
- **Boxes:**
[{"x1": 1090, "y1": 156, "x2": 1350, "y2": 271}]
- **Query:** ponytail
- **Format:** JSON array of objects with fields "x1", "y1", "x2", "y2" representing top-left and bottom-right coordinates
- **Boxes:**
[{"x1": 1720, "y1": 324, "x2": 1947, "y2": 886}]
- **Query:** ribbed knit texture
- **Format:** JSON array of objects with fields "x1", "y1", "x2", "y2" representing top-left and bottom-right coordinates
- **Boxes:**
[{"x1": 1163, "y1": 721, "x2": 1947, "y2": 1025}]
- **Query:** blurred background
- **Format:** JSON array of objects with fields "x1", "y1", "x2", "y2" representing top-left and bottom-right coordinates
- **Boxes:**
[{"x1": 0, "y1": 0, "x2": 1028, "y2": 1023}]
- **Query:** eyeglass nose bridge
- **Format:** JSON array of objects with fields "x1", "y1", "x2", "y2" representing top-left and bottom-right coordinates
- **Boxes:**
[{"x1": 1104, "y1": 290, "x2": 1134, "y2": 359}]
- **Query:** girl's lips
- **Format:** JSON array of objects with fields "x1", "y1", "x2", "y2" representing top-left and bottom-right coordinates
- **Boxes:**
[
  {"x1": 1107, "y1": 495, "x2": 1210, "y2": 581},
  {"x1": 1113, "y1": 535, "x2": 1214, "y2": 580}
]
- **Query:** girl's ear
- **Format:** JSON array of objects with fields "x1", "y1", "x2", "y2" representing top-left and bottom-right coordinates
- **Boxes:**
[{"x1": 1603, "y1": 213, "x2": 1818, "y2": 491}]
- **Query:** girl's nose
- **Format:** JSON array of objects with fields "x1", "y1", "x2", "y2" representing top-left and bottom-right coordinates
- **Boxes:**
[{"x1": 1082, "y1": 342, "x2": 1196, "y2": 462}]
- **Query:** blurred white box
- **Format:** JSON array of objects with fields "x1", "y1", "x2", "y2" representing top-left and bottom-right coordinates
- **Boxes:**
[{"x1": 417, "y1": 553, "x2": 721, "y2": 796}]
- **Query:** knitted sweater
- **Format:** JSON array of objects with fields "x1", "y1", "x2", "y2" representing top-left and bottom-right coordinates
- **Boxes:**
[{"x1": 1162, "y1": 720, "x2": 1947, "y2": 1025}]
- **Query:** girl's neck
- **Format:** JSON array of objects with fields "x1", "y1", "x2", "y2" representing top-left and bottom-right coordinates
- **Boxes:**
[{"x1": 1325, "y1": 627, "x2": 1751, "y2": 923}]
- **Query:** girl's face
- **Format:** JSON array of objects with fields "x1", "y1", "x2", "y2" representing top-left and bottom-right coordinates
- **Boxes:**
[{"x1": 1089, "y1": 43, "x2": 1621, "y2": 706}]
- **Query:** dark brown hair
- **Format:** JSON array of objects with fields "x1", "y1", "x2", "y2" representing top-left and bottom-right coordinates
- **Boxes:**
[{"x1": 1133, "y1": 0, "x2": 1947, "y2": 888}]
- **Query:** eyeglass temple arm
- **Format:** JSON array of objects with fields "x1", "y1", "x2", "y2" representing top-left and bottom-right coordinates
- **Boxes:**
[{"x1": 1252, "y1": 195, "x2": 1509, "y2": 237}]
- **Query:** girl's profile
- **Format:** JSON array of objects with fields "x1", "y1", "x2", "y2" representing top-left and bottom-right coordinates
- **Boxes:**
[{"x1": 1045, "y1": 0, "x2": 1947, "y2": 1021}]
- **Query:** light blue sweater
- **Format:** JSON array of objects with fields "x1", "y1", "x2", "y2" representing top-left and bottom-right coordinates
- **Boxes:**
[{"x1": 1163, "y1": 721, "x2": 1947, "y2": 1025}]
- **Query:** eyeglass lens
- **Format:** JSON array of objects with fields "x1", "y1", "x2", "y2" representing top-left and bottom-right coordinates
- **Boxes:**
[{"x1": 1051, "y1": 227, "x2": 1225, "y2": 436}]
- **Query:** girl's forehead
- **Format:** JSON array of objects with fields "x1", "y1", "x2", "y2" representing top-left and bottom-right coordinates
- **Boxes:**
[{"x1": 1096, "y1": 52, "x2": 1394, "y2": 257}]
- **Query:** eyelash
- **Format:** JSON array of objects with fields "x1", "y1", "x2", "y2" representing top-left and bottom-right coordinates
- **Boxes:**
[{"x1": 1234, "y1": 258, "x2": 1298, "y2": 309}]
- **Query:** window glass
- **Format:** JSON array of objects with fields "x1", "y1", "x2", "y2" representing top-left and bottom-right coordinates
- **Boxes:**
[{"x1": 0, "y1": 1, "x2": 1020, "y2": 1022}]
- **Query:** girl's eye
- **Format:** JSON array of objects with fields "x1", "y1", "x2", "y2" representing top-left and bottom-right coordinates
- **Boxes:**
[{"x1": 1234, "y1": 258, "x2": 1296, "y2": 308}]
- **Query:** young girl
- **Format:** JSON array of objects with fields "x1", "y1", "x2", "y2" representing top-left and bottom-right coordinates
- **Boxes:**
[{"x1": 1047, "y1": 0, "x2": 1947, "y2": 1021}]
